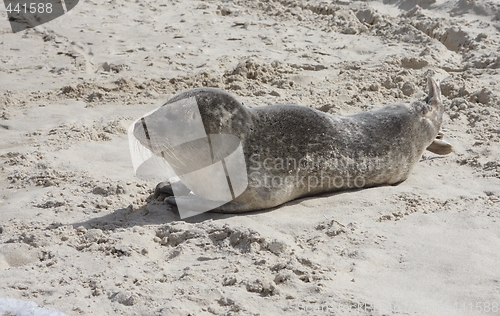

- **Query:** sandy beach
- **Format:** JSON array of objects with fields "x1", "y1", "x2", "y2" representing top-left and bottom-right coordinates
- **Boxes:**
[{"x1": 1, "y1": 0, "x2": 499, "y2": 315}]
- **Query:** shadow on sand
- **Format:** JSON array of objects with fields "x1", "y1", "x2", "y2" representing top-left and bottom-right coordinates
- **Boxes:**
[
  {"x1": 68, "y1": 185, "x2": 373, "y2": 231},
  {"x1": 69, "y1": 196, "x2": 268, "y2": 231}
]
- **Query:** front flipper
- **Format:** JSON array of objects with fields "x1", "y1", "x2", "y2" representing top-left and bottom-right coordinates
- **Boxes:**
[
  {"x1": 426, "y1": 132, "x2": 453, "y2": 155},
  {"x1": 154, "y1": 180, "x2": 191, "y2": 200},
  {"x1": 154, "y1": 181, "x2": 174, "y2": 199}
]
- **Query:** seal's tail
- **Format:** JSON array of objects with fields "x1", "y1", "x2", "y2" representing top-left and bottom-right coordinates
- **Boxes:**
[
  {"x1": 424, "y1": 77, "x2": 443, "y2": 113},
  {"x1": 426, "y1": 132, "x2": 454, "y2": 155},
  {"x1": 422, "y1": 77, "x2": 444, "y2": 130}
]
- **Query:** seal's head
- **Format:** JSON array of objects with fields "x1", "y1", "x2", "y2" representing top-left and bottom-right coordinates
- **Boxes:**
[
  {"x1": 133, "y1": 88, "x2": 251, "y2": 155},
  {"x1": 133, "y1": 97, "x2": 202, "y2": 156},
  {"x1": 132, "y1": 88, "x2": 253, "y2": 177}
]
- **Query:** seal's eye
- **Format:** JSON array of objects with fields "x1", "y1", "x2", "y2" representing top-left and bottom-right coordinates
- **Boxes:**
[{"x1": 192, "y1": 113, "x2": 197, "y2": 120}]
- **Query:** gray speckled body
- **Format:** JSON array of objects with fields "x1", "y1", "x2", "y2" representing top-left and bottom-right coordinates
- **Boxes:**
[{"x1": 134, "y1": 78, "x2": 449, "y2": 213}]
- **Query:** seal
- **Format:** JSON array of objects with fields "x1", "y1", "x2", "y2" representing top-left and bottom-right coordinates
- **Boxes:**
[{"x1": 133, "y1": 77, "x2": 452, "y2": 213}]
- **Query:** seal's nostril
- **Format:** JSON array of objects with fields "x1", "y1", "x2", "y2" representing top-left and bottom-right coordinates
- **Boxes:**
[{"x1": 141, "y1": 118, "x2": 150, "y2": 140}]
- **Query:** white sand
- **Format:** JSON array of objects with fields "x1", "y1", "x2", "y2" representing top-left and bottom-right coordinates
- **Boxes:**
[{"x1": 1, "y1": 0, "x2": 499, "y2": 315}]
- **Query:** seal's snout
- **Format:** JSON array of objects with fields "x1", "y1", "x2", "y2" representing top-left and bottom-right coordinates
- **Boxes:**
[
  {"x1": 133, "y1": 117, "x2": 150, "y2": 147},
  {"x1": 140, "y1": 118, "x2": 151, "y2": 140}
]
